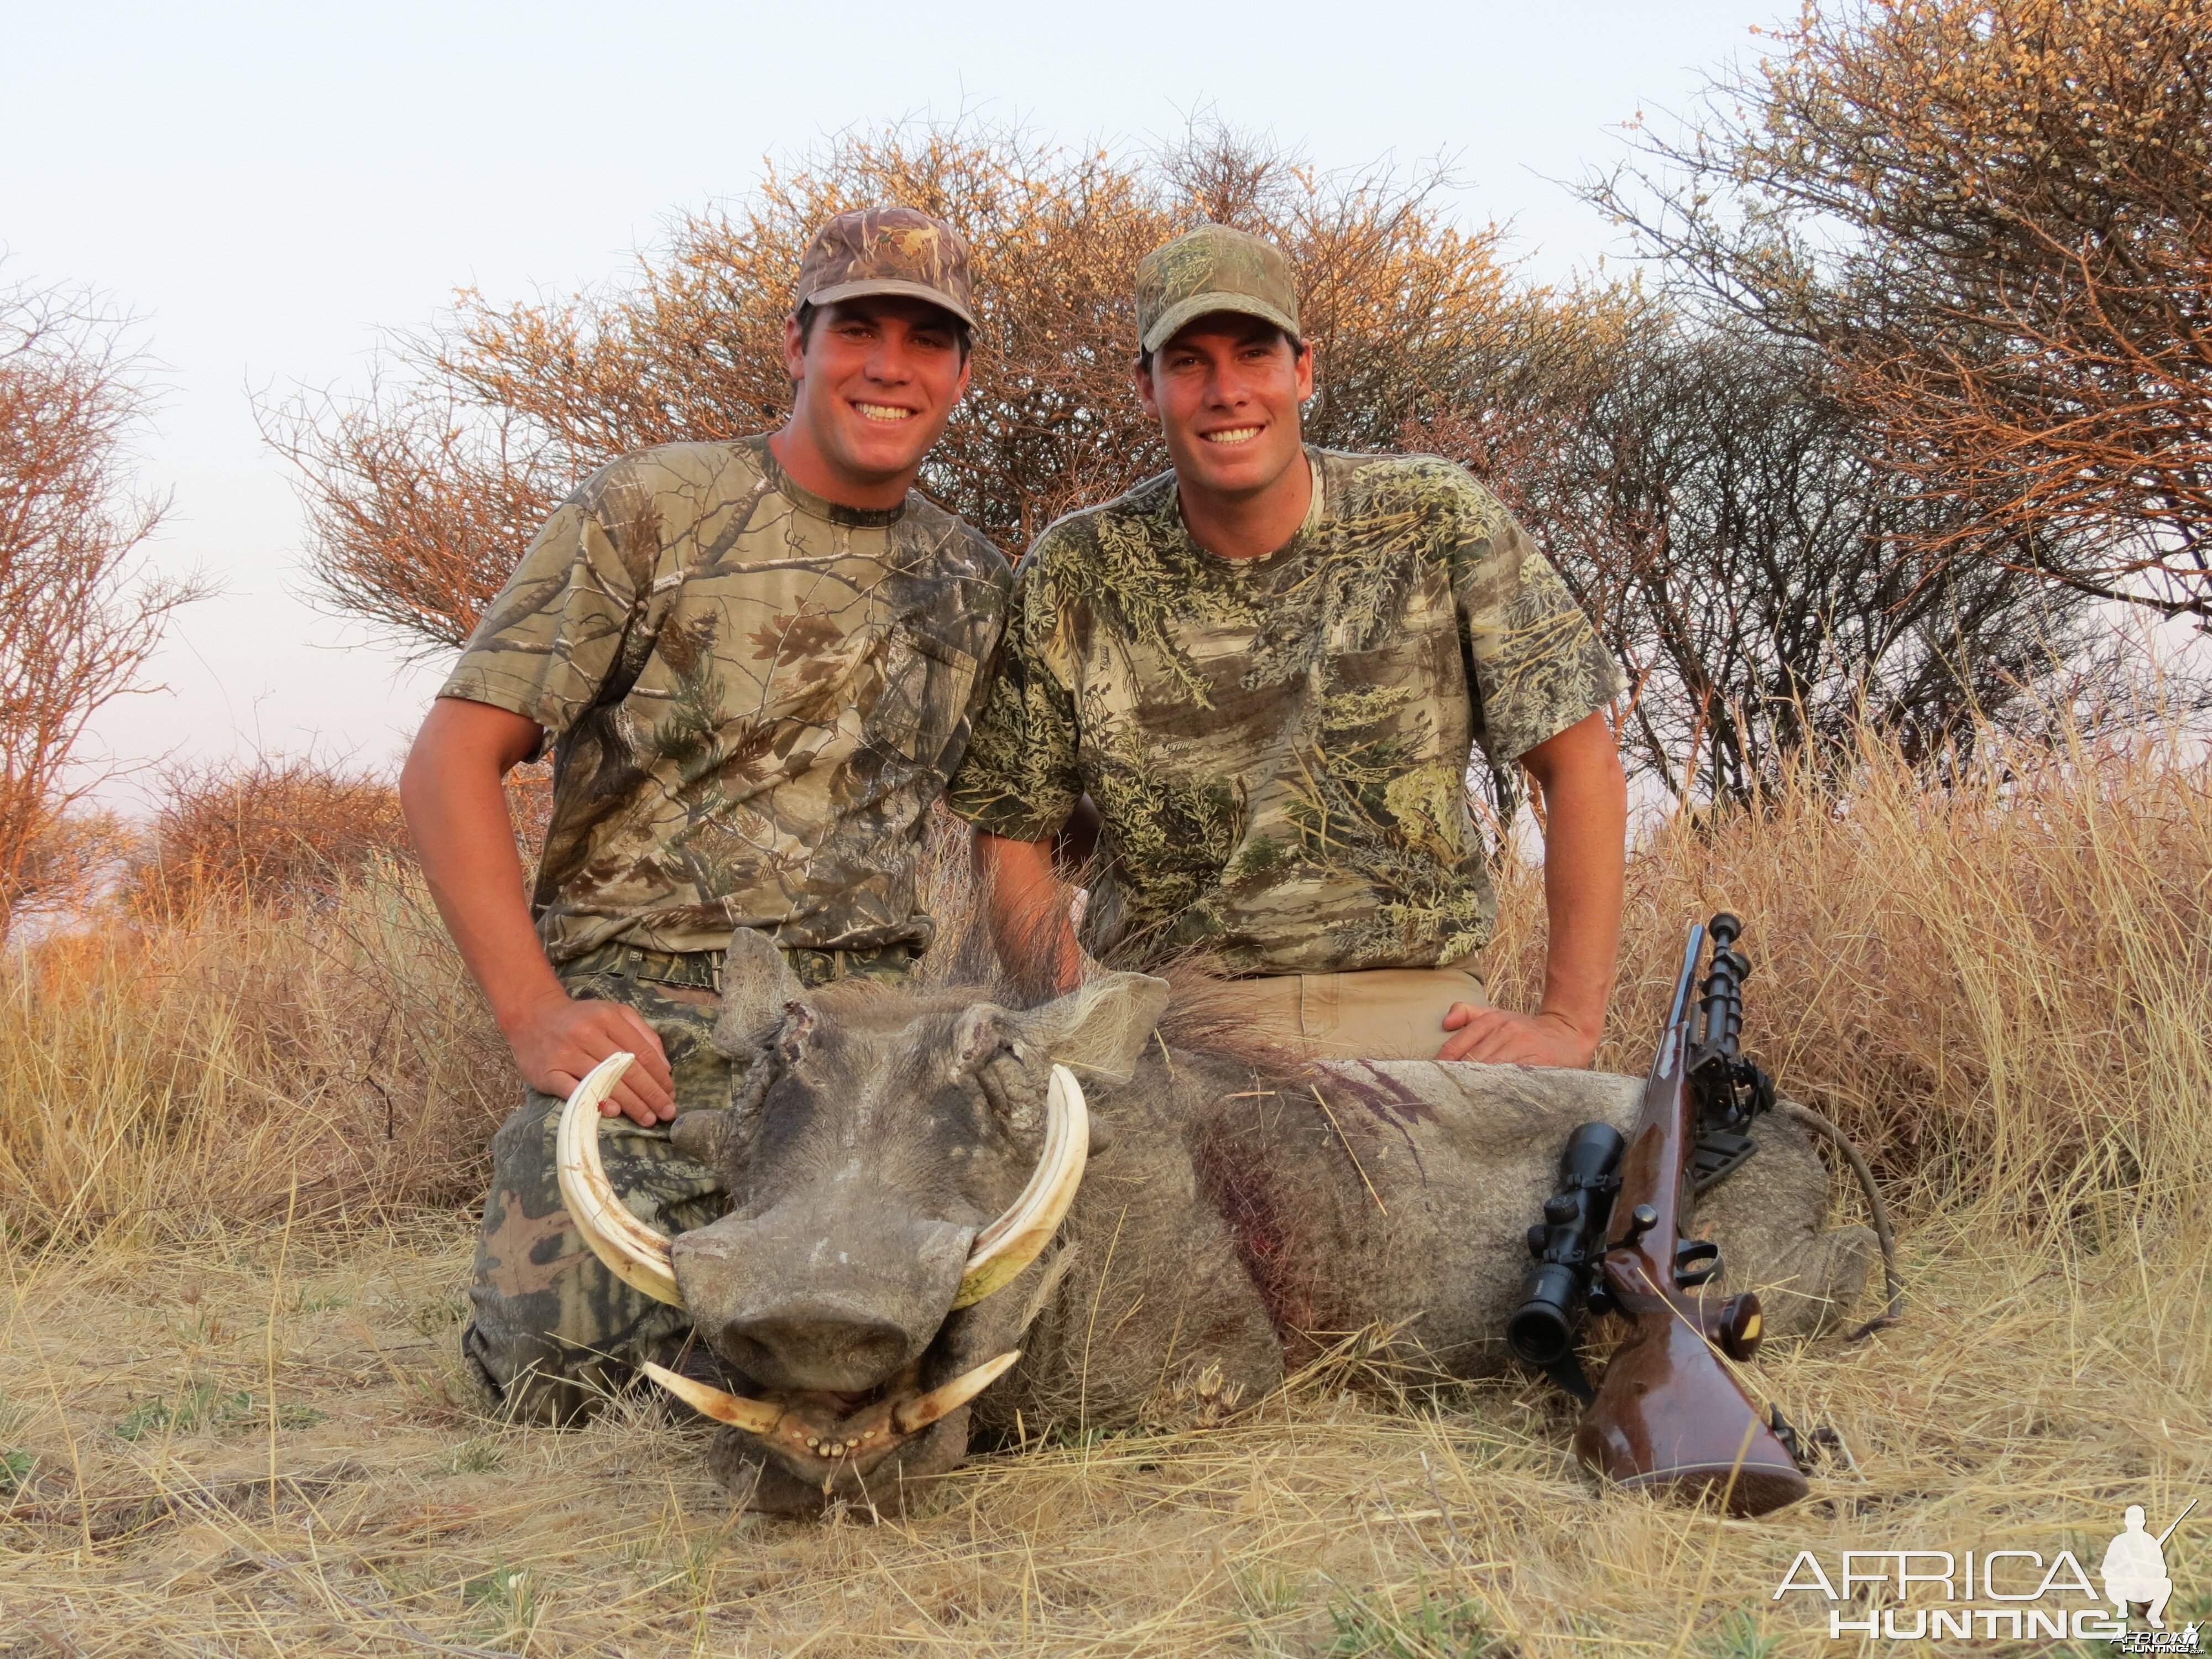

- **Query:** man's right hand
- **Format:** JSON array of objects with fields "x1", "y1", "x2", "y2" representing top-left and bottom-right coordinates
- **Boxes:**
[{"x1": 502, "y1": 990, "x2": 677, "y2": 1126}]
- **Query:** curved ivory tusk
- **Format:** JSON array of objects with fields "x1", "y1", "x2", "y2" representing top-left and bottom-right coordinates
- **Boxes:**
[
  {"x1": 893, "y1": 1349, "x2": 1022, "y2": 1433},
  {"x1": 555, "y1": 1052, "x2": 685, "y2": 1307},
  {"x1": 637, "y1": 1361, "x2": 785, "y2": 1434},
  {"x1": 952, "y1": 1065, "x2": 1089, "y2": 1308}
]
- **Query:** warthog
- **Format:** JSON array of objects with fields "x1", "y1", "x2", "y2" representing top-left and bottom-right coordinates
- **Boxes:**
[{"x1": 561, "y1": 932, "x2": 1873, "y2": 1517}]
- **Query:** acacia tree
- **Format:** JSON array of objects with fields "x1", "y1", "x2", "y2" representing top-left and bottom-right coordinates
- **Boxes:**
[
  {"x1": 0, "y1": 280, "x2": 196, "y2": 927},
  {"x1": 1593, "y1": 0, "x2": 2212, "y2": 623},
  {"x1": 1421, "y1": 295, "x2": 2125, "y2": 802},
  {"x1": 270, "y1": 123, "x2": 1530, "y2": 654}
]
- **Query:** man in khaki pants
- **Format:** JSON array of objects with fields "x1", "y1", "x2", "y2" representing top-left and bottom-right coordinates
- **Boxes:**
[{"x1": 948, "y1": 224, "x2": 1628, "y2": 1064}]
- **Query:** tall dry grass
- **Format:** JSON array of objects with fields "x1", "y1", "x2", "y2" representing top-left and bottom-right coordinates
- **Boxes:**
[
  {"x1": 0, "y1": 718, "x2": 2205, "y2": 1654},
  {"x1": 0, "y1": 862, "x2": 511, "y2": 1245},
  {"x1": 4, "y1": 715, "x2": 2205, "y2": 1241},
  {"x1": 1486, "y1": 719, "x2": 2212, "y2": 1224}
]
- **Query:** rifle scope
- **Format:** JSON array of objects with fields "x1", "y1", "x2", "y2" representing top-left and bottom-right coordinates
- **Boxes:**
[{"x1": 1507, "y1": 1120, "x2": 1626, "y2": 1367}]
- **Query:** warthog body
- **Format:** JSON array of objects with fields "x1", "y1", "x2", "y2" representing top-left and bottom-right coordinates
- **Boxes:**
[{"x1": 615, "y1": 935, "x2": 1871, "y2": 1516}]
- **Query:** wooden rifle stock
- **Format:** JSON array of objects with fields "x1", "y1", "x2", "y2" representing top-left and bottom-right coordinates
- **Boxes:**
[{"x1": 1571, "y1": 920, "x2": 1809, "y2": 1516}]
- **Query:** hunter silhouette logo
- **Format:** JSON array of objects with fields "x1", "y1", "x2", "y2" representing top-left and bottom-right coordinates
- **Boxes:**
[
  {"x1": 1773, "y1": 1498, "x2": 2198, "y2": 1645},
  {"x1": 2105, "y1": 1505, "x2": 2180, "y2": 1627}
]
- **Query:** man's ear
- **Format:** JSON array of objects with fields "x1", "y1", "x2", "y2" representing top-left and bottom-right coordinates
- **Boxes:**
[
  {"x1": 1295, "y1": 338, "x2": 1316, "y2": 404},
  {"x1": 782, "y1": 312, "x2": 808, "y2": 384},
  {"x1": 1131, "y1": 356, "x2": 1160, "y2": 420}
]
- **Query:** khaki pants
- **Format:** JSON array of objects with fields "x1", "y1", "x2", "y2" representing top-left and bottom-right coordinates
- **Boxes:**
[{"x1": 1210, "y1": 954, "x2": 1488, "y2": 1061}]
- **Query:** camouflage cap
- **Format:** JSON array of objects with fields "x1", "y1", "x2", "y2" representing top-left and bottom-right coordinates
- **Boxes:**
[
  {"x1": 1135, "y1": 223, "x2": 1300, "y2": 356},
  {"x1": 792, "y1": 206, "x2": 978, "y2": 329}
]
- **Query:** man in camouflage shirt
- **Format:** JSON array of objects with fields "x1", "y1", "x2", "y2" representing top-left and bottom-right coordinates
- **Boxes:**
[
  {"x1": 948, "y1": 224, "x2": 1628, "y2": 1065},
  {"x1": 400, "y1": 207, "x2": 1011, "y2": 1422}
]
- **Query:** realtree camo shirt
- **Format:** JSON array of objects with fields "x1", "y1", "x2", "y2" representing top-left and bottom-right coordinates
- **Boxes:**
[
  {"x1": 441, "y1": 437, "x2": 1011, "y2": 965},
  {"x1": 945, "y1": 449, "x2": 1623, "y2": 975}
]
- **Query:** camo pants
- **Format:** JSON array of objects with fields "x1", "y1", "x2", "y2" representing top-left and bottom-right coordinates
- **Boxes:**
[{"x1": 461, "y1": 942, "x2": 916, "y2": 1426}]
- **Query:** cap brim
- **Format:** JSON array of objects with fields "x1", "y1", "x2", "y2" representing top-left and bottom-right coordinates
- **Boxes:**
[
  {"x1": 799, "y1": 278, "x2": 978, "y2": 330},
  {"x1": 1140, "y1": 294, "x2": 1301, "y2": 356}
]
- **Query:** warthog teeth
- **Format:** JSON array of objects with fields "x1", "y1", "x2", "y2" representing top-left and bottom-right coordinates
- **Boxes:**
[
  {"x1": 556, "y1": 1054, "x2": 685, "y2": 1308},
  {"x1": 636, "y1": 1361, "x2": 784, "y2": 1435},
  {"x1": 893, "y1": 1350, "x2": 1022, "y2": 1434}
]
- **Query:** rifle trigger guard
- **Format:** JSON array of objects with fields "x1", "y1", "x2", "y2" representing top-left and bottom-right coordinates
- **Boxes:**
[{"x1": 1674, "y1": 1237, "x2": 1722, "y2": 1289}]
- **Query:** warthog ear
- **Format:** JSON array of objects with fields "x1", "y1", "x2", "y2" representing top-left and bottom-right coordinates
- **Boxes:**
[
  {"x1": 1012, "y1": 972, "x2": 1171, "y2": 1083},
  {"x1": 714, "y1": 930, "x2": 806, "y2": 1059}
]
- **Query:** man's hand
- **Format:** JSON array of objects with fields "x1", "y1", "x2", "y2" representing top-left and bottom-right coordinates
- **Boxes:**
[
  {"x1": 1436, "y1": 1002, "x2": 1600, "y2": 1068},
  {"x1": 503, "y1": 989, "x2": 677, "y2": 1126}
]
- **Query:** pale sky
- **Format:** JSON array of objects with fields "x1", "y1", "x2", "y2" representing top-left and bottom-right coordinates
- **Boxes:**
[{"x1": 3, "y1": 0, "x2": 1776, "y2": 802}]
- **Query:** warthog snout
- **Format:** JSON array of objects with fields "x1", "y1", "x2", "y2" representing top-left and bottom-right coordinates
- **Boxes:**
[
  {"x1": 716, "y1": 1306, "x2": 910, "y2": 1391},
  {"x1": 672, "y1": 1204, "x2": 974, "y2": 1393}
]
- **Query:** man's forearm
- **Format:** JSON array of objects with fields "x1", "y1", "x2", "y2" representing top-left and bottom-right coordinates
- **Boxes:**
[
  {"x1": 1524, "y1": 713, "x2": 1629, "y2": 1048},
  {"x1": 973, "y1": 830, "x2": 1082, "y2": 996},
  {"x1": 400, "y1": 700, "x2": 566, "y2": 1032},
  {"x1": 402, "y1": 696, "x2": 677, "y2": 1122}
]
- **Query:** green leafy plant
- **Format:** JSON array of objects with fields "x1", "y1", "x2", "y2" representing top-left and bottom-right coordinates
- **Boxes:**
[
  {"x1": 1326, "y1": 1584, "x2": 1500, "y2": 1658},
  {"x1": 112, "y1": 1381, "x2": 321, "y2": 1441}
]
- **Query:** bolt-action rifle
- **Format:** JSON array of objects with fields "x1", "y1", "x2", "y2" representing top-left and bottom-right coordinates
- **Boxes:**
[{"x1": 1506, "y1": 914, "x2": 1810, "y2": 1515}]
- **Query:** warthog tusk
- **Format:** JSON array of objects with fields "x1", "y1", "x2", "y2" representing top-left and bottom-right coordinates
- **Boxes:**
[
  {"x1": 560, "y1": 1058, "x2": 1087, "y2": 1315},
  {"x1": 952, "y1": 1066, "x2": 1088, "y2": 1308},
  {"x1": 893, "y1": 1349, "x2": 1022, "y2": 1433},
  {"x1": 555, "y1": 1052, "x2": 684, "y2": 1307},
  {"x1": 637, "y1": 1361, "x2": 785, "y2": 1434}
]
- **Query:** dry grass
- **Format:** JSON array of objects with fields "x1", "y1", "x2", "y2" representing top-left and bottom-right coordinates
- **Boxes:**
[
  {"x1": 0, "y1": 865, "x2": 508, "y2": 1246},
  {"x1": 2, "y1": 721, "x2": 2208, "y2": 1655}
]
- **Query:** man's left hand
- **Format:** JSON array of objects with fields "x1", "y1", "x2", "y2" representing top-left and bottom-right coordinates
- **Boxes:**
[{"x1": 1435, "y1": 1004, "x2": 1598, "y2": 1068}]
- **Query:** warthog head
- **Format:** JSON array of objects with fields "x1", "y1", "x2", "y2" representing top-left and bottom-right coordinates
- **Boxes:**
[{"x1": 559, "y1": 930, "x2": 1170, "y2": 1512}]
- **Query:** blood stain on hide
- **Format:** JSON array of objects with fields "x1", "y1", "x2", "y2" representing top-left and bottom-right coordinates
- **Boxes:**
[
  {"x1": 1311, "y1": 1063, "x2": 1433, "y2": 1182},
  {"x1": 1192, "y1": 1120, "x2": 1322, "y2": 1352}
]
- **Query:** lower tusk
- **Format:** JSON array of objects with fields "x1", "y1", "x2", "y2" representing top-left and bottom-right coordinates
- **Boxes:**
[
  {"x1": 952, "y1": 1065, "x2": 1088, "y2": 1308},
  {"x1": 556, "y1": 1052, "x2": 685, "y2": 1307},
  {"x1": 893, "y1": 1350, "x2": 1021, "y2": 1434},
  {"x1": 638, "y1": 1361, "x2": 785, "y2": 1435}
]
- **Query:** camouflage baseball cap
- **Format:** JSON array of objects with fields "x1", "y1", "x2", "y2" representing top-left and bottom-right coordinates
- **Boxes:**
[
  {"x1": 1135, "y1": 223, "x2": 1300, "y2": 355},
  {"x1": 792, "y1": 206, "x2": 978, "y2": 329}
]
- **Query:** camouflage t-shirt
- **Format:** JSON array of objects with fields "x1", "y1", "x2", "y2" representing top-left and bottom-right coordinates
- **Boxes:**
[
  {"x1": 945, "y1": 448, "x2": 1621, "y2": 975},
  {"x1": 441, "y1": 437, "x2": 1011, "y2": 964}
]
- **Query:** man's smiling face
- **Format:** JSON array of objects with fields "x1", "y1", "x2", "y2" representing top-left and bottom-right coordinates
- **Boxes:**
[
  {"x1": 1136, "y1": 313, "x2": 1313, "y2": 507},
  {"x1": 782, "y1": 295, "x2": 971, "y2": 498}
]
